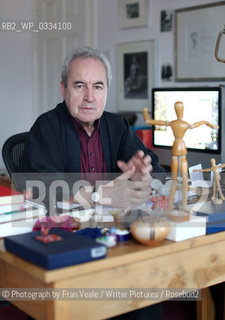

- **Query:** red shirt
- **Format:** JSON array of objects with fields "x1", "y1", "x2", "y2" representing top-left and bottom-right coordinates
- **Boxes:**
[{"x1": 72, "y1": 118, "x2": 107, "y2": 175}]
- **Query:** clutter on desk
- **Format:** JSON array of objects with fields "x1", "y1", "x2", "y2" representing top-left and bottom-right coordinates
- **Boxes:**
[
  {"x1": 130, "y1": 215, "x2": 170, "y2": 246},
  {"x1": 96, "y1": 227, "x2": 117, "y2": 247},
  {"x1": 0, "y1": 184, "x2": 24, "y2": 205},
  {"x1": 33, "y1": 215, "x2": 80, "y2": 233},
  {"x1": 115, "y1": 228, "x2": 131, "y2": 242},
  {"x1": 0, "y1": 200, "x2": 46, "y2": 238},
  {"x1": 194, "y1": 200, "x2": 225, "y2": 234},
  {"x1": 166, "y1": 215, "x2": 206, "y2": 241},
  {"x1": 143, "y1": 104, "x2": 219, "y2": 222},
  {"x1": 191, "y1": 159, "x2": 225, "y2": 205},
  {"x1": 4, "y1": 229, "x2": 107, "y2": 270}
]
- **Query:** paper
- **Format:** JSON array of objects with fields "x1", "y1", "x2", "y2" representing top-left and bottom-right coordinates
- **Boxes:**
[
  {"x1": 57, "y1": 201, "x2": 81, "y2": 210},
  {"x1": 189, "y1": 164, "x2": 213, "y2": 188}
]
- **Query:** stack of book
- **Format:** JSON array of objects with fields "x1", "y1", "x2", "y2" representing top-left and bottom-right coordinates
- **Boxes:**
[
  {"x1": 0, "y1": 185, "x2": 46, "y2": 237},
  {"x1": 195, "y1": 201, "x2": 225, "y2": 234}
]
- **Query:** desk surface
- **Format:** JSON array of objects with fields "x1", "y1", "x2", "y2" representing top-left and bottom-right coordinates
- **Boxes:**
[{"x1": 0, "y1": 231, "x2": 224, "y2": 320}]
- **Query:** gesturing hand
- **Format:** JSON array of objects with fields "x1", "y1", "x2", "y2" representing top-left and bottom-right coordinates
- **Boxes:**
[
  {"x1": 74, "y1": 161, "x2": 152, "y2": 209},
  {"x1": 99, "y1": 165, "x2": 152, "y2": 208},
  {"x1": 117, "y1": 150, "x2": 152, "y2": 182}
]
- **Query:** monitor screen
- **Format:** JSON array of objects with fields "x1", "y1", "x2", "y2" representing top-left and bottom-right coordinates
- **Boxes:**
[{"x1": 152, "y1": 87, "x2": 221, "y2": 154}]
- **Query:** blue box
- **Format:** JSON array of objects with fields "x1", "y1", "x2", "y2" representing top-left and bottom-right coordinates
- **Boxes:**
[
  {"x1": 4, "y1": 229, "x2": 107, "y2": 270},
  {"x1": 196, "y1": 201, "x2": 225, "y2": 224},
  {"x1": 196, "y1": 201, "x2": 225, "y2": 234}
]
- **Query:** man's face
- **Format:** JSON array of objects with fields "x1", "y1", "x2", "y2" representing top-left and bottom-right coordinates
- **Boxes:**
[{"x1": 61, "y1": 57, "x2": 108, "y2": 125}]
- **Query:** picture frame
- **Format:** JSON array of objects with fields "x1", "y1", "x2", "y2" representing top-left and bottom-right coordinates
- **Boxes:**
[
  {"x1": 117, "y1": 40, "x2": 154, "y2": 112},
  {"x1": 119, "y1": 0, "x2": 149, "y2": 29},
  {"x1": 174, "y1": 1, "x2": 225, "y2": 81},
  {"x1": 160, "y1": 10, "x2": 173, "y2": 32}
]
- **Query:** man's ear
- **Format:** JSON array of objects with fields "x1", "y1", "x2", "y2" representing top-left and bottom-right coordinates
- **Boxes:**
[{"x1": 60, "y1": 81, "x2": 65, "y2": 99}]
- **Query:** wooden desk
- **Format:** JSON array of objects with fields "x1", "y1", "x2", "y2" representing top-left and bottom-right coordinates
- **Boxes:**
[{"x1": 1, "y1": 231, "x2": 224, "y2": 320}]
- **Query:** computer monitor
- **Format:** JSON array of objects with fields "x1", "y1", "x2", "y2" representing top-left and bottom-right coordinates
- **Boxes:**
[{"x1": 151, "y1": 87, "x2": 225, "y2": 168}]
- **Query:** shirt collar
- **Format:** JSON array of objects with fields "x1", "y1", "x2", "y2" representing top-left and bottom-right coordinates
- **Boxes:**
[{"x1": 72, "y1": 117, "x2": 100, "y2": 136}]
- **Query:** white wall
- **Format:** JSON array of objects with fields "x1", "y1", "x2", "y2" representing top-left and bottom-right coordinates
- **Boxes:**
[
  {"x1": 1, "y1": 0, "x2": 224, "y2": 171},
  {"x1": 0, "y1": 0, "x2": 95, "y2": 172},
  {"x1": 0, "y1": 0, "x2": 35, "y2": 170},
  {"x1": 96, "y1": 0, "x2": 225, "y2": 119}
]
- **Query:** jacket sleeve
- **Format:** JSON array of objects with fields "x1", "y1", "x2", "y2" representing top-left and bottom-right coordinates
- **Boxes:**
[
  {"x1": 18, "y1": 109, "x2": 71, "y2": 205},
  {"x1": 20, "y1": 112, "x2": 67, "y2": 173}
]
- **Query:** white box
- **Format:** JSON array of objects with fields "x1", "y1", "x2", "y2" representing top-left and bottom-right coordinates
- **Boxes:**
[{"x1": 166, "y1": 215, "x2": 206, "y2": 242}]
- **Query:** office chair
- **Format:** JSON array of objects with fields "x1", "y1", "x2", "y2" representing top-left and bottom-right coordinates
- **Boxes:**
[{"x1": 2, "y1": 132, "x2": 29, "y2": 185}]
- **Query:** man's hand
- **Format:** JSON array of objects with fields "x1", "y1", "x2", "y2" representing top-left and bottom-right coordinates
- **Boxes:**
[
  {"x1": 74, "y1": 165, "x2": 152, "y2": 208},
  {"x1": 99, "y1": 165, "x2": 152, "y2": 208},
  {"x1": 117, "y1": 150, "x2": 152, "y2": 181}
]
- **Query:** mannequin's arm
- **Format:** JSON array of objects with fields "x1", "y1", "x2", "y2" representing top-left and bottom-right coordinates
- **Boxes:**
[
  {"x1": 190, "y1": 121, "x2": 219, "y2": 129},
  {"x1": 143, "y1": 108, "x2": 170, "y2": 126}
]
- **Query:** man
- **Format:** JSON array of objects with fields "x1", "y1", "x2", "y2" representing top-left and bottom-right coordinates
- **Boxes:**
[
  {"x1": 20, "y1": 46, "x2": 163, "y2": 319},
  {"x1": 20, "y1": 46, "x2": 165, "y2": 208}
]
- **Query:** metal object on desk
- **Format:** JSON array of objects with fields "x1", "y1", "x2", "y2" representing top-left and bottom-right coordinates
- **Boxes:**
[
  {"x1": 130, "y1": 215, "x2": 170, "y2": 246},
  {"x1": 215, "y1": 25, "x2": 225, "y2": 63}
]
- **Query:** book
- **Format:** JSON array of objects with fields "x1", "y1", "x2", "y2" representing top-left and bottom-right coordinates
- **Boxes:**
[
  {"x1": 205, "y1": 220, "x2": 225, "y2": 234},
  {"x1": 0, "y1": 201, "x2": 46, "y2": 224},
  {"x1": 0, "y1": 185, "x2": 24, "y2": 205},
  {"x1": 4, "y1": 229, "x2": 107, "y2": 270},
  {"x1": 193, "y1": 201, "x2": 225, "y2": 235},
  {"x1": 195, "y1": 201, "x2": 225, "y2": 224},
  {"x1": 0, "y1": 217, "x2": 41, "y2": 238},
  {"x1": 166, "y1": 215, "x2": 206, "y2": 242},
  {"x1": 0, "y1": 200, "x2": 46, "y2": 238},
  {"x1": 0, "y1": 202, "x2": 25, "y2": 214}
]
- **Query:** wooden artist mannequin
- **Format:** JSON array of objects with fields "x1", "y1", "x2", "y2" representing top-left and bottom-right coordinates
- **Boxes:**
[
  {"x1": 193, "y1": 158, "x2": 225, "y2": 204},
  {"x1": 143, "y1": 101, "x2": 219, "y2": 221}
]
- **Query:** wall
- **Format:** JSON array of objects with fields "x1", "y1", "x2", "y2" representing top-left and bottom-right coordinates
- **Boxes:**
[
  {"x1": 0, "y1": 0, "x2": 35, "y2": 170},
  {"x1": 96, "y1": 0, "x2": 225, "y2": 120},
  {"x1": 0, "y1": 0, "x2": 96, "y2": 172},
  {"x1": 0, "y1": 0, "x2": 224, "y2": 171}
]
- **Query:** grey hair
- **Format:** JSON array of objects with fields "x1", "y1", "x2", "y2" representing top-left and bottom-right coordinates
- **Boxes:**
[{"x1": 61, "y1": 46, "x2": 112, "y2": 88}]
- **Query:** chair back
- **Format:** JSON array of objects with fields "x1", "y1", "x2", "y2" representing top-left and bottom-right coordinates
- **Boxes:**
[{"x1": 2, "y1": 132, "x2": 29, "y2": 177}]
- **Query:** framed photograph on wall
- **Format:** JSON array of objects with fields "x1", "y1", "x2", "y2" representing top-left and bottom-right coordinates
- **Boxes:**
[
  {"x1": 175, "y1": 1, "x2": 225, "y2": 81},
  {"x1": 119, "y1": 0, "x2": 149, "y2": 29},
  {"x1": 160, "y1": 10, "x2": 173, "y2": 32},
  {"x1": 117, "y1": 40, "x2": 154, "y2": 112}
]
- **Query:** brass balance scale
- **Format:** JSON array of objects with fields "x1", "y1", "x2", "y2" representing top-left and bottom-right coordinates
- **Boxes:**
[{"x1": 215, "y1": 25, "x2": 225, "y2": 63}]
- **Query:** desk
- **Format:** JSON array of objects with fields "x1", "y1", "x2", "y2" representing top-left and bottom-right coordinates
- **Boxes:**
[{"x1": 0, "y1": 231, "x2": 224, "y2": 320}]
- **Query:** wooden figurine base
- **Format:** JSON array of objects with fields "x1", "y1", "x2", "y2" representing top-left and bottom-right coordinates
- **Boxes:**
[
  {"x1": 211, "y1": 198, "x2": 223, "y2": 205},
  {"x1": 167, "y1": 209, "x2": 191, "y2": 222}
]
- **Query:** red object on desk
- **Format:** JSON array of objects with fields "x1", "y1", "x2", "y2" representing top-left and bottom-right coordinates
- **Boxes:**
[
  {"x1": 151, "y1": 195, "x2": 170, "y2": 211},
  {"x1": 136, "y1": 129, "x2": 152, "y2": 149},
  {"x1": 0, "y1": 185, "x2": 24, "y2": 205}
]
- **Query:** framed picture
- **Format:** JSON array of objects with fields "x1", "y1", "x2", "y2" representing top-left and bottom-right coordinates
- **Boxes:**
[
  {"x1": 119, "y1": 0, "x2": 149, "y2": 29},
  {"x1": 117, "y1": 40, "x2": 154, "y2": 112},
  {"x1": 175, "y1": 1, "x2": 225, "y2": 81},
  {"x1": 160, "y1": 10, "x2": 173, "y2": 32}
]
